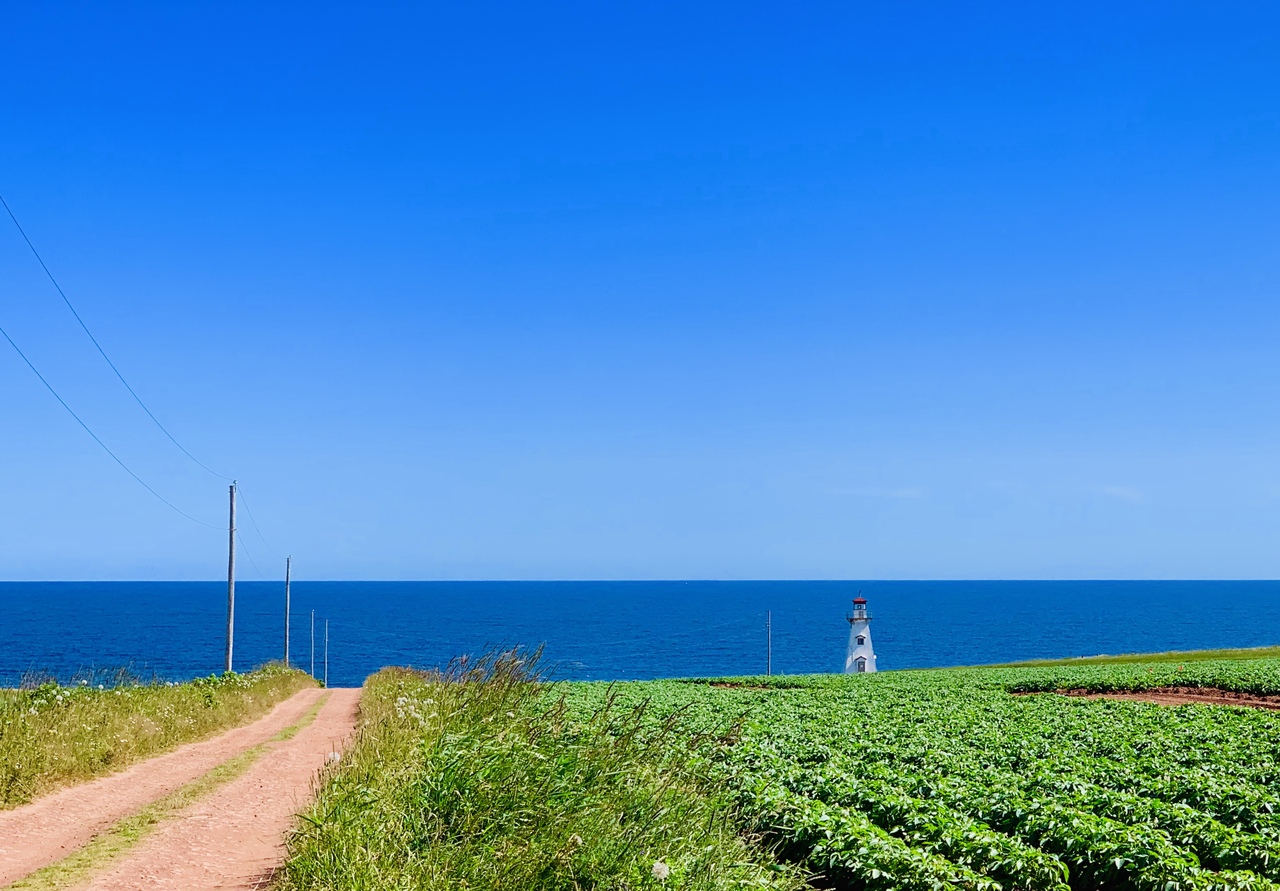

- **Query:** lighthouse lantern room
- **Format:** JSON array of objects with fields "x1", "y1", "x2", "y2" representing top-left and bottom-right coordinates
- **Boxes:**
[{"x1": 844, "y1": 595, "x2": 877, "y2": 674}]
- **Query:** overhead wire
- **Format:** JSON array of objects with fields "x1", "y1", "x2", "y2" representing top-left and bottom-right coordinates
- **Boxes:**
[
  {"x1": 0, "y1": 321, "x2": 221, "y2": 529},
  {"x1": 234, "y1": 484, "x2": 278, "y2": 559},
  {"x1": 0, "y1": 193, "x2": 232, "y2": 482},
  {"x1": 235, "y1": 528, "x2": 266, "y2": 579},
  {"x1": 3, "y1": 194, "x2": 296, "y2": 565}
]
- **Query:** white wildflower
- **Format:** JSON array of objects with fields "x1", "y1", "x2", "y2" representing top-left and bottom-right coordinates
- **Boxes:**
[{"x1": 652, "y1": 861, "x2": 670, "y2": 881}]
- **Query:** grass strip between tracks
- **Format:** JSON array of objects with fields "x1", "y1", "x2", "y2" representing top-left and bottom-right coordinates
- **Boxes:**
[{"x1": 5, "y1": 694, "x2": 329, "y2": 891}]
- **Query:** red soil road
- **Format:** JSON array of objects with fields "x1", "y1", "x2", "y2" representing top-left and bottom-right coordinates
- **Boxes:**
[
  {"x1": 0, "y1": 687, "x2": 328, "y2": 887},
  {"x1": 77, "y1": 687, "x2": 361, "y2": 891}
]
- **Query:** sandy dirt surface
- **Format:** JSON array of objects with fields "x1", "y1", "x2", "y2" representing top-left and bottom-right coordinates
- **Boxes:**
[
  {"x1": 77, "y1": 687, "x2": 361, "y2": 891},
  {"x1": 1039, "y1": 687, "x2": 1280, "y2": 710},
  {"x1": 0, "y1": 687, "x2": 326, "y2": 887}
]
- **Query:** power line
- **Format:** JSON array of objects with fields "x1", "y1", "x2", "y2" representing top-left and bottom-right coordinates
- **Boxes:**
[
  {"x1": 0, "y1": 322, "x2": 220, "y2": 529},
  {"x1": 235, "y1": 484, "x2": 277, "y2": 559},
  {"x1": 1, "y1": 193, "x2": 231, "y2": 482},
  {"x1": 236, "y1": 529, "x2": 265, "y2": 579},
  {"x1": 2, "y1": 195, "x2": 291, "y2": 564}
]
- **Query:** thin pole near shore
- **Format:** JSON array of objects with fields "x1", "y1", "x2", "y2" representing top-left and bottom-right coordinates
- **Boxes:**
[
  {"x1": 324, "y1": 619, "x2": 329, "y2": 687},
  {"x1": 283, "y1": 556, "x2": 292, "y2": 666},
  {"x1": 225, "y1": 482, "x2": 236, "y2": 673},
  {"x1": 310, "y1": 610, "x2": 316, "y2": 678}
]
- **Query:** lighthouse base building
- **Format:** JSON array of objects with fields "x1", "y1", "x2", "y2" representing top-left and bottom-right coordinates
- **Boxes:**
[{"x1": 844, "y1": 596, "x2": 876, "y2": 673}]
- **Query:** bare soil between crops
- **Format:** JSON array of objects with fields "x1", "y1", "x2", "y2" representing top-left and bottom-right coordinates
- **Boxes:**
[{"x1": 1023, "y1": 687, "x2": 1280, "y2": 710}]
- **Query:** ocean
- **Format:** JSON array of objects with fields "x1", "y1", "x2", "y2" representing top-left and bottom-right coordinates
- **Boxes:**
[{"x1": 1, "y1": 580, "x2": 1277, "y2": 688}]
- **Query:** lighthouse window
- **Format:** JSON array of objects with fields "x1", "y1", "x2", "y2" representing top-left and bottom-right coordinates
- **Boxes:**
[{"x1": 856, "y1": 635, "x2": 866, "y2": 645}]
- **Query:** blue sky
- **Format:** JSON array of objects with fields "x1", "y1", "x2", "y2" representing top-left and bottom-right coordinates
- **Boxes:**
[{"x1": 2, "y1": 3, "x2": 1279, "y2": 580}]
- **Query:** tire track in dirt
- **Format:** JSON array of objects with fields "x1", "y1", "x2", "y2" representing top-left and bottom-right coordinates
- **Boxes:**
[
  {"x1": 0, "y1": 688, "x2": 325, "y2": 887},
  {"x1": 76, "y1": 688, "x2": 361, "y2": 891}
]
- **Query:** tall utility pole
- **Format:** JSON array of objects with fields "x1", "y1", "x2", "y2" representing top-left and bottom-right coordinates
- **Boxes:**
[
  {"x1": 283, "y1": 556, "x2": 292, "y2": 666},
  {"x1": 766, "y1": 610, "x2": 772, "y2": 676},
  {"x1": 225, "y1": 482, "x2": 236, "y2": 673},
  {"x1": 324, "y1": 619, "x2": 329, "y2": 687},
  {"x1": 310, "y1": 610, "x2": 316, "y2": 678}
]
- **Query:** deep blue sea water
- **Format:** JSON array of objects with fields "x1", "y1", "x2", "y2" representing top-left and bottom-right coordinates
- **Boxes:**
[{"x1": 1, "y1": 581, "x2": 1277, "y2": 688}]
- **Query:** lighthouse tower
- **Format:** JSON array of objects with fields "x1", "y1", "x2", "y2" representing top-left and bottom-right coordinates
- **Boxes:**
[{"x1": 844, "y1": 596, "x2": 876, "y2": 674}]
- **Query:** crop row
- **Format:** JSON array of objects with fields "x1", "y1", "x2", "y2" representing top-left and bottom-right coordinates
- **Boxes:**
[
  {"x1": 724, "y1": 739, "x2": 1070, "y2": 891},
  {"x1": 564, "y1": 657, "x2": 1280, "y2": 891}
]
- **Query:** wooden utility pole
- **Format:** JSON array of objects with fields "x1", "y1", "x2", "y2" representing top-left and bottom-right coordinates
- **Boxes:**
[
  {"x1": 283, "y1": 556, "x2": 292, "y2": 666},
  {"x1": 766, "y1": 610, "x2": 772, "y2": 676},
  {"x1": 324, "y1": 619, "x2": 329, "y2": 687},
  {"x1": 310, "y1": 609, "x2": 316, "y2": 678},
  {"x1": 225, "y1": 482, "x2": 236, "y2": 673}
]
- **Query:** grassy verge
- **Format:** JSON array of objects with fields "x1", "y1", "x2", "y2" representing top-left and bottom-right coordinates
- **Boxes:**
[
  {"x1": 277, "y1": 653, "x2": 803, "y2": 891},
  {"x1": 0, "y1": 663, "x2": 315, "y2": 808},
  {"x1": 9, "y1": 693, "x2": 328, "y2": 891}
]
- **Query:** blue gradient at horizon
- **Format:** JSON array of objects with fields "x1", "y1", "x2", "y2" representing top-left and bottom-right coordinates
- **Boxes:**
[{"x1": 2, "y1": 580, "x2": 1276, "y2": 688}]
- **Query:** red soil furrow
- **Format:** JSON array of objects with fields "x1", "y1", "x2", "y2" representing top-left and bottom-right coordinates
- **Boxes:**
[
  {"x1": 0, "y1": 687, "x2": 325, "y2": 887},
  {"x1": 77, "y1": 688, "x2": 361, "y2": 891},
  {"x1": 1023, "y1": 687, "x2": 1280, "y2": 709}
]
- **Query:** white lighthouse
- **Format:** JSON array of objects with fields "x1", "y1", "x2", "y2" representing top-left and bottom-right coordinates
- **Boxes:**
[{"x1": 844, "y1": 596, "x2": 876, "y2": 673}]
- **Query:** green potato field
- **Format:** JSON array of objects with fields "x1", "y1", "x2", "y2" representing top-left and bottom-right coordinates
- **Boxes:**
[
  {"x1": 284, "y1": 656, "x2": 1280, "y2": 891},
  {"x1": 567, "y1": 659, "x2": 1280, "y2": 891}
]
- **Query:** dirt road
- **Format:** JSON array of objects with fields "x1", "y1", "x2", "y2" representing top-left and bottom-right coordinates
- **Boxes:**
[
  {"x1": 0, "y1": 687, "x2": 361, "y2": 890},
  {"x1": 78, "y1": 688, "x2": 361, "y2": 890},
  {"x1": 0, "y1": 687, "x2": 327, "y2": 886}
]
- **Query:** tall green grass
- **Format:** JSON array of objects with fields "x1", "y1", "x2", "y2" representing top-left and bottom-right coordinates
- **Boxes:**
[
  {"x1": 0, "y1": 663, "x2": 314, "y2": 807},
  {"x1": 278, "y1": 652, "x2": 803, "y2": 891}
]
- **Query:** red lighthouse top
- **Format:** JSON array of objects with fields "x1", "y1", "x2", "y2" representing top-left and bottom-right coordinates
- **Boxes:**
[{"x1": 852, "y1": 597, "x2": 867, "y2": 604}]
